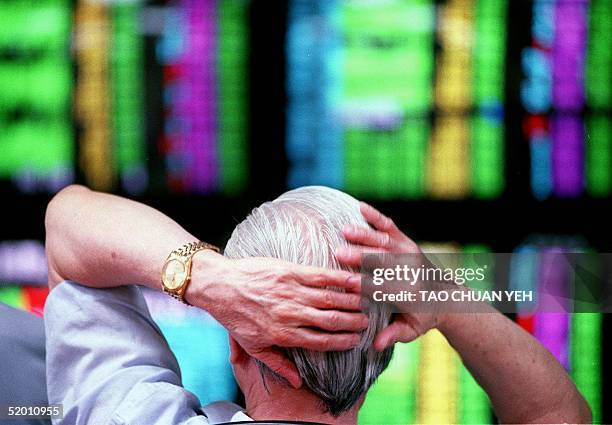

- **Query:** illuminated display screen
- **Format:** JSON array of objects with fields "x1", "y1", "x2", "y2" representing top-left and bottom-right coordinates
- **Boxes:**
[
  {"x1": 75, "y1": 0, "x2": 250, "y2": 195},
  {"x1": 0, "y1": 0, "x2": 73, "y2": 193},
  {"x1": 0, "y1": 0, "x2": 249, "y2": 195},
  {"x1": 287, "y1": 0, "x2": 612, "y2": 200},
  {"x1": 0, "y1": 1, "x2": 608, "y2": 422},
  {"x1": 522, "y1": 0, "x2": 612, "y2": 199},
  {"x1": 0, "y1": 0, "x2": 609, "y2": 200},
  {"x1": 157, "y1": 0, "x2": 248, "y2": 194},
  {"x1": 286, "y1": 0, "x2": 507, "y2": 200}
]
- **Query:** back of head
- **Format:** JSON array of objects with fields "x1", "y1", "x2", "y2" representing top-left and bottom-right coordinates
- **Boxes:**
[{"x1": 224, "y1": 186, "x2": 393, "y2": 416}]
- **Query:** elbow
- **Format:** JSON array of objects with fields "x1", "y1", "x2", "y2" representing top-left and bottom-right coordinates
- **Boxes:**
[
  {"x1": 45, "y1": 185, "x2": 89, "y2": 230},
  {"x1": 45, "y1": 185, "x2": 89, "y2": 288},
  {"x1": 557, "y1": 396, "x2": 592, "y2": 424},
  {"x1": 519, "y1": 385, "x2": 593, "y2": 424},
  {"x1": 542, "y1": 390, "x2": 593, "y2": 424}
]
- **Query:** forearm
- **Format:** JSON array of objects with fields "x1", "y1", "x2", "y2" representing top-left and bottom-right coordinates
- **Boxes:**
[
  {"x1": 438, "y1": 305, "x2": 591, "y2": 423},
  {"x1": 45, "y1": 185, "x2": 211, "y2": 290}
]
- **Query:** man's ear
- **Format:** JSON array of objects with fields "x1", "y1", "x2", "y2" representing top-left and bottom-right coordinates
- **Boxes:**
[{"x1": 228, "y1": 335, "x2": 248, "y2": 365}]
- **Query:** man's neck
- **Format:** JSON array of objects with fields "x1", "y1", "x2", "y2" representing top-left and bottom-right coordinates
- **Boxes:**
[{"x1": 245, "y1": 380, "x2": 359, "y2": 425}]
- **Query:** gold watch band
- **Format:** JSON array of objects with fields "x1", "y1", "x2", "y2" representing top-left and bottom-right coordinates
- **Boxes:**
[
  {"x1": 162, "y1": 241, "x2": 220, "y2": 305},
  {"x1": 172, "y1": 241, "x2": 220, "y2": 257}
]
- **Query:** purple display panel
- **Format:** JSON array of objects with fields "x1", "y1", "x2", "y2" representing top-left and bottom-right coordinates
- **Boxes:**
[
  {"x1": 534, "y1": 249, "x2": 570, "y2": 369},
  {"x1": 551, "y1": 0, "x2": 587, "y2": 197},
  {"x1": 552, "y1": 115, "x2": 583, "y2": 197},
  {"x1": 180, "y1": 0, "x2": 218, "y2": 193},
  {"x1": 552, "y1": 0, "x2": 587, "y2": 110}
]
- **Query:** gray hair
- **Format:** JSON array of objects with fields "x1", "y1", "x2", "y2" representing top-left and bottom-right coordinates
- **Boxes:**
[{"x1": 224, "y1": 186, "x2": 393, "y2": 416}]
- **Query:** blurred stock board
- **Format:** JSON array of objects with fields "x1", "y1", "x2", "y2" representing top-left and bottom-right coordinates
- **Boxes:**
[
  {"x1": 0, "y1": 0, "x2": 248, "y2": 194},
  {"x1": 287, "y1": 0, "x2": 611, "y2": 199},
  {"x1": 0, "y1": 1, "x2": 609, "y2": 424},
  {"x1": 0, "y1": 0, "x2": 609, "y2": 200}
]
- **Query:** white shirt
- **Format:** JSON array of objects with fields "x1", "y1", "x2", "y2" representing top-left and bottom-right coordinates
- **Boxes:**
[{"x1": 44, "y1": 282, "x2": 252, "y2": 424}]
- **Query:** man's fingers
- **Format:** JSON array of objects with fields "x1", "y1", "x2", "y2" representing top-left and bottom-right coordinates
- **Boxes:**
[
  {"x1": 295, "y1": 266, "x2": 362, "y2": 293},
  {"x1": 373, "y1": 323, "x2": 401, "y2": 351},
  {"x1": 302, "y1": 287, "x2": 363, "y2": 311},
  {"x1": 292, "y1": 329, "x2": 361, "y2": 351},
  {"x1": 373, "y1": 321, "x2": 419, "y2": 351},
  {"x1": 302, "y1": 308, "x2": 369, "y2": 332},
  {"x1": 336, "y1": 245, "x2": 386, "y2": 269},
  {"x1": 252, "y1": 347, "x2": 302, "y2": 389},
  {"x1": 343, "y1": 224, "x2": 390, "y2": 248},
  {"x1": 360, "y1": 202, "x2": 400, "y2": 234}
]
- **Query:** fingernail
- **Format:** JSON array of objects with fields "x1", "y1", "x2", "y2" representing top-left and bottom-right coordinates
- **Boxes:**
[{"x1": 348, "y1": 275, "x2": 361, "y2": 286}]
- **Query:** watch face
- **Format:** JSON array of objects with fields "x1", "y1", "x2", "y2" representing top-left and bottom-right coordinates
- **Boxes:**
[{"x1": 162, "y1": 259, "x2": 187, "y2": 290}]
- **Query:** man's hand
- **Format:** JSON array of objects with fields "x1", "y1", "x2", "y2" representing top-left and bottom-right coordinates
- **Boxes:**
[
  {"x1": 335, "y1": 202, "x2": 420, "y2": 265},
  {"x1": 335, "y1": 202, "x2": 438, "y2": 351},
  {"x1": 188, "y1": 250, "x2": 367, "y2": 388}
]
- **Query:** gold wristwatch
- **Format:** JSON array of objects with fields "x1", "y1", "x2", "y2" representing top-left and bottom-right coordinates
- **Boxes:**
[{"x1": 161, "y1": 241, "x2": 220, "y2": 305}]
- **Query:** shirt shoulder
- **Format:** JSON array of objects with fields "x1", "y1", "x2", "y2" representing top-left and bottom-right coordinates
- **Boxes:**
[
  {"x1": 46, "y1": 281, "x2": 150, "y2": 318},
  {"x1": 45, "y1": 282, "x2": 207, "y2": 425}
]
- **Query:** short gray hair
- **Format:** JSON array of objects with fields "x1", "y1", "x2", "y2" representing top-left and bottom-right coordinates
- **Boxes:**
[{"x1": 224, "y1": 186, "x2": 393, "y2": 416}]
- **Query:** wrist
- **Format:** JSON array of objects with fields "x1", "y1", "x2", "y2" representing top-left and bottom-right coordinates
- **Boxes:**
[
  {"x1": 185, "y1": 248, "x2": 228, "y2": 307},
  {"x1": 435, "y1": 287, "x2": 495, "y2": 336},
  {"x1": 433, "y1": 285, "x2": 470, "y2": 335}
]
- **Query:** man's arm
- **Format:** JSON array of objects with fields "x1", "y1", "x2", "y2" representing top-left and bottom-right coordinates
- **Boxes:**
[
  {"x1": 338, "y1": 202, "x2": 591, "y2": 424},
  {"x1": 45, "y1": 282, "x2": 209, "y2": 425},
  {"x1": 45, "y1": 184, "x2": 195, "y2": 291},
  {"x1": 438, "y1": 306, "x2": 591, "y2": 424},
  {"x1": 45, "y1": 185, "x2": 368, "y2": 388}
]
